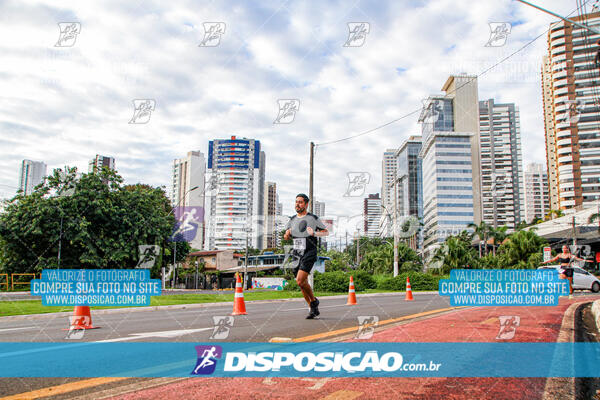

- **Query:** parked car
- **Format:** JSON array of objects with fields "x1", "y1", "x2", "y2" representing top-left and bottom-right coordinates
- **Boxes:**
[{"x1": 537, "y1": 265, "x2": 600, "y2": 293}]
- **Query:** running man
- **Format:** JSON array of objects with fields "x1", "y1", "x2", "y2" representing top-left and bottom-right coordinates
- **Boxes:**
[{"x1": 284, "y1": 194, "x2": 329, "y2": 319}]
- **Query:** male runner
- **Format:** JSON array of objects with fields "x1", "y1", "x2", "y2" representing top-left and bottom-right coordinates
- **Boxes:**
[{"x1": 284, "y1": 194, "x2": 329, "y2": 319}]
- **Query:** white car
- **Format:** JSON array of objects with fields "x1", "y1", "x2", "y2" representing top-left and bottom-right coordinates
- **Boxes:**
[{"x1": 537, "y1": 265, "x2": 600, "y2": 293}]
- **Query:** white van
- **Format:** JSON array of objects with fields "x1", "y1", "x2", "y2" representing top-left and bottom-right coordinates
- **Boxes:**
[{"x1": 537, "y1": 265, "x2": 600, "y2": 293}]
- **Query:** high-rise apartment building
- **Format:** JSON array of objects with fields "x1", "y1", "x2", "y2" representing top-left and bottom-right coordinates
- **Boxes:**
[
  {"x1": 204, "y1": 136, "x2": 265, "y2": 250},
  {"x1": 524, "y1": 162, "x2": 550, "y2": 223},
  {"x1": 313, "y1": 199, "x2": 325, "y2": 217},
  {"x1": 419, "y1": 74, "x2": 482, "y2": 256},
  {"x1": 479, "y1": 99, "x2": 525, "y2": 229},
  {"x1": 88, "y1": 155, "x2": 115, "y2": 173},
  {"x1": 263, "y1": 182, "x2": 279, "y2": 249},
  {"x1": 171, "y1": 151, "x2": 206, "y2": 250},
  {"x1": 379, "y1": 149, "x2": 398, "y2": 236},
  {"x1": 364, "y1": 194, "x2": 382, "y2": 237},
  {"x1": 542, "y1": 11, "x2": 600, "y2": 210},
  {"x1": 19, "y1": 160, "x2": 47, "y2": 195},
  {"x1": 396, "y1": 136, "x2": 423, "y2": 249}
]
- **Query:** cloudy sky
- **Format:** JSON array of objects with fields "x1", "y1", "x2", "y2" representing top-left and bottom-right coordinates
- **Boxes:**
[{"x1": 0, "y1": 0, "x2": 584, "y2": 235}]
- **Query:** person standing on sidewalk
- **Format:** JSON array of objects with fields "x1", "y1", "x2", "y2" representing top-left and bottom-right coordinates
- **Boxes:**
[
  {"x1": 543, "y1": 245, "x2": 593, "y2": 299},
  {"x1": 284, "y1": 194, "x2": 329, "y2": 319}
]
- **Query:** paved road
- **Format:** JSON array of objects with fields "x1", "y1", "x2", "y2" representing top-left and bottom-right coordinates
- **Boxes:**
[{"x1": 0, "y1": 292, "x2": 450, "y2": 342}]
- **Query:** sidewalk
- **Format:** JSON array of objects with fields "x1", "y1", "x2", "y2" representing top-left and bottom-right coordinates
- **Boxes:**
[{"x1": 105, "y1": 295, "x2": 600, "y2": 400}]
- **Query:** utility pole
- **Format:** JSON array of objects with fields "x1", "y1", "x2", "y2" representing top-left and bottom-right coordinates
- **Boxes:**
[
  {"x1": 172, "y1": 242, "x2": 176, "y2": 289},
  {"x1": 572, "y1": 215, "x2": 577, "y2": 247},
  {"x1": 244, "y1": 225, "x2": 249, "y2": 290},
  {"x1": 309, "y1": 142, "x2": 314, "y2": 214},
  {"x1": 356, "y1": 229, "x2": 360, "y2": 266},
  {"x1": 393, "y1": 180, "x2": 399, "y2": 277}
]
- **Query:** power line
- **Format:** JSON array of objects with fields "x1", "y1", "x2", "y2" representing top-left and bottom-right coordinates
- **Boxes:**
[{"x1": 316, "y1": 2, "x2": 591, "y2": 147}]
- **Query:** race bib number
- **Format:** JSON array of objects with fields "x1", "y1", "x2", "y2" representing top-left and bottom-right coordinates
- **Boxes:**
[{"x1": 293, "y1": 238, "x2": 306, "y2": 251}]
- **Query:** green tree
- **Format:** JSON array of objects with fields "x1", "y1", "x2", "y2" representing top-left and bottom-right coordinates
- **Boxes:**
[
  {"x1": 497, "y1": 229, "x2": 546, "y2": 269},
  {"x1": 0, "y1": 167, "x2": 189, "y2": 276},
  {"x1": 488, "y1": 226, "x2": 509, "y2": 256},
  {"x1": 468, "y1": 221, "x2": 490, "y2": 256},
  {"x1": 544, "y1": 209, "x2": 564, "y2": 221},
  {"x1": 322, "y1": 250, "x2": 351, "y2": 271},
  {"x1": 589, "y1": 212, "x2": 600, "y2": 233}
]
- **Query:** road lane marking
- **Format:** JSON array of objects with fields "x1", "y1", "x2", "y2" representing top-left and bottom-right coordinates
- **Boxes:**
[
  {"x1": 282, "y1": 304, "x2": 348, "y2": 312},
  {"x1": 96, "y1": 328, "x2": 212, "y2": 342},
  {"x1": 293, "y1": 307, "x2": 463, "y2": 342},
  {"x1": 0, "y1": 377, "x2": 128, "y2": 400},
  {"x1": 0, "y1": 326, "x2": 37, "y2": 333}
]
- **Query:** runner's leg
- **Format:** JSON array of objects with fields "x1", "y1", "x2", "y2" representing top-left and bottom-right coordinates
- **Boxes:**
[{"x1": 296, "y1": 269, "x2": 316, "y2": 305}]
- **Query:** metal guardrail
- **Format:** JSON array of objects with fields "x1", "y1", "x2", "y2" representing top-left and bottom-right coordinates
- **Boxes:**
[{"x1": 11, "y1": 273, "x2": 35, "y2": 290}]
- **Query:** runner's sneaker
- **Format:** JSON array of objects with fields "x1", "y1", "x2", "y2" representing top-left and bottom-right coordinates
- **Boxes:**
[
  {"x1": 306, "y1": 310, "x2": 317, "y2": 319},
  {"x1": 310, "y1": 298, "x2": 320, "y2": 316}
]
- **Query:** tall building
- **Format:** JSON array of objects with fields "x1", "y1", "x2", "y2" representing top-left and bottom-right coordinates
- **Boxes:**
[
  {"x1": 396, "y1": 136, "x2": 423, "y2": 249},
  {"x1": 542, "y1": 55, "x2": 560, "y2": 211},
  {"x1": 542, "y1": 11, "x2": 600, "y2": 210},
  {"x1": 479, "y1": 99, "x2": 525, "y2": 229},
  {"x1": 19, "y1": 160, "x2": 46, "y2": 195},
  {"x1": 379, "y1": 149, "x2": 398, "y2": 236},
  {"x1": 364, "y1": 193, "x2": 382, "y2": 237},
  {"x1": 172, "y1": 151, "x2": 206, "y2": 250},
  {"x1": 524, "y1": 162, "x2": 550, "y2": 223},
  {"x1": 204, "y1": 136, "x2": 265, "y2": 250},
  {"x1": 263, "y1": 182, "x2": 279, "y2": 249},
  {"x1": 313, "y1": 199, "x2": 325, "y2": 217},
  {"x1": 88, "y1": 155, "x2": 115, "y2": 173},
  {"x1": 419, "y1": 74, "x2": 482, "y2": 257},
  {"x1": 396, "y1": 136, "x2": 423, "y2": 219}
]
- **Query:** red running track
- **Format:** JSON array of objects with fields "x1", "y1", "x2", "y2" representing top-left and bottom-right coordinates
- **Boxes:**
[{"x1": 108, "y1": 296, "x2": 597, "y2": 400}]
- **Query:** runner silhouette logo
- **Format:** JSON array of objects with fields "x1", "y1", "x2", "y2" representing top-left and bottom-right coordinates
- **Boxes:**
[{"x1": 191, "y1": 345, "x2": 222, "y2": 375}]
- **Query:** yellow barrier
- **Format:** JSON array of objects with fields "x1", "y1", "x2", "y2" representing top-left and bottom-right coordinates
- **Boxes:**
[
  {"x1": 11, "y1": 273, "x2": 36, "y2": 290},
  {"x1": 0, "y1": 274, "x2": 7, "y2": 291}
]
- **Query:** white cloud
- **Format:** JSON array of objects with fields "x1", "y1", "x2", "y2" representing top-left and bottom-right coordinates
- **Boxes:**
[{"x1": 0, "y1": 0, "x2": 575, "y2": 230}]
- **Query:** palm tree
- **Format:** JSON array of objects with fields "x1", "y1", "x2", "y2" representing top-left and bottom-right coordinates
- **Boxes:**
[
  {"x1": 497, "y1": 230, "x2": 546, "y2": 268},
  {"x1": 589, "y1": 212, "x2": 600, "y2": 233},
  {"x1": 488, "y1": 226, "x2": 508, "y2": 256},
  {"x1": 468, "y1": 221, "x2": 490, "y2": 257},
  {"x1": 544, "y1": 209, "x2": 564, "y2": 221}
]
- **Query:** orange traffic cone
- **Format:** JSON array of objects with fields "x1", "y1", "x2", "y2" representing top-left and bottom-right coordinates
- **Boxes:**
[
  {"x1": 347, "y1": 276, "x2": 357, "y2": 305},
  {"x1": 65, "y1": 306, "x2": 98, "y2": 330},
  {"x1": 405, "y1": 277, "x2": 414, "y2": 301},
  {"x1": 231, "y1": 273, "x2": 247, "y2": 315}
]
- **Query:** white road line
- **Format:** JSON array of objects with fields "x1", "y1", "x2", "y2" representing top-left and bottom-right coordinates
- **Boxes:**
[
  {"x1": 282, "y1": 304, "x2": 349, "y2": 312},
  {"x1": 96, "y1": 328, "x2": 213, "y2": 343},
  {"x1": 0, "y1": 326, "x2": 37, "y2": 333}
]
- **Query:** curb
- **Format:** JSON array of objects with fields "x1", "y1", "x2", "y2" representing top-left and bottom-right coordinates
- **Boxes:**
[
  {"x1": 0, "y1": 291, "x2": 417, "y2": 321},
  {"x1": 591, "y1": 299, "x2": 600, "y2": 331},
  {"x1": 542, "y1": 301, "x2": 588, "y2": 400}
]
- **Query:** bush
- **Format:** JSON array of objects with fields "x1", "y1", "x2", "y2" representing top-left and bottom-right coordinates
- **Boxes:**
[
  {"x1": 352, "y1": 270, "x2": 377, "y2": 290},
  {"x1": 314, "y1": 271, "x2": 349, "y2": 292},
  {"x1": 283, "y1": 278, "x2": 300, "y2": 291},
  {"x1": 377, "y1": 272, "x2": 446, "y2": 291}
]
